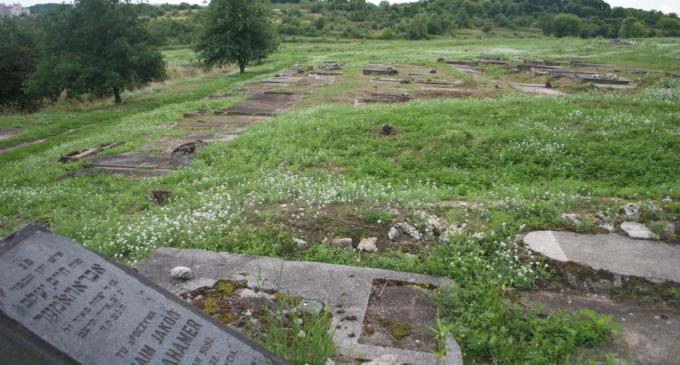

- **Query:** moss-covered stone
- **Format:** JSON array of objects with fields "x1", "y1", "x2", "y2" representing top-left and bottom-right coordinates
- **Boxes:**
[
  {"x1": 274, "y1": 293, "x2": 302, "y2": 306},
  {"x1": 213, "y1": 312, "x2": 233, "y2": 324},
  {"x1": 379, "y1": 319, "x2": 412, "y2": 340},
  {"x1": 203, "y1": 298, "x2": 217, "y2": 315}
]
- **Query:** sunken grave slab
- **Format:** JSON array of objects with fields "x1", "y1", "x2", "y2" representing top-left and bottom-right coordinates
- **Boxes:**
[
  {"x1": 261, "y1": 77, "x2": 302, "y2": 84},
  {"x1": 369, "y1": 77, "x2": 410, "y2": 84},
  {"x1": 87, "y1": 152, "x2": 171, "y2": 169},
  {"x1": 575, "y1": 74, "x2": 631, "y2": 85},
  {"x1": 242, "y1": 82, "x2": 290, "y2": 89},
  {"x1": 412, "y1": 78, "x2": 462, "y2": 85},
  {"x1": 135, "y1": 247, "x2": 463, "y2": 364},
  {"x1": 524, "y1": 231, "x2": 680, "y2": 283},
  {"x1": 510, "y1": 83, "x2": 566, "y2": 96},
  {"x1": 668, "y1": 73, "x2": 680, "y2": 78},
  {"x1": 363, "y1": 68, "x2": 398, "y2": 76},
  {"x1": 0, "y1": 128, "x2": 26, "y2": 140},
  {"x1": 296, "y1": 76, "x2": 335, "y2": 86},
  {"x1": 0, "y1": 223, "x2": 290, "y2": 365},
  {"x1": 221, "y1": 93, "x2": 303, "y2": 116},
  {"x1": 205, "y1": 93, "x2": 234, "y2": 100},
  {"x1": 309, "y1": 71, "x2": 342, "y2": 76},
  {"x1": 138, "y1": 133, "x2": 237, "y2": 152},
  {"x1": 64, "y1": 167, "x2": 173, "y2": 179}
]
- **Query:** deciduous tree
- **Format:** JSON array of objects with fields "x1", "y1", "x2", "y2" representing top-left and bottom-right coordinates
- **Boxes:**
[
  {"x1": 0, "y1": 17, "x2": 41, "y2": 110},
  {"x1": 193, "y1": 0, "x2": 279, "y2": 74},
  {"x1": 26, "y1": 0, "x2": 166, "y2": 105},
  {"x1": 553, "y1": 14, "x2": 583, "y2": 37}
]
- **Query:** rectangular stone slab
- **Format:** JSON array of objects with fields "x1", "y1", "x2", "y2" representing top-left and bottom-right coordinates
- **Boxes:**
[
  {"x1": 510, "y1": 83, "x2": 566, "y2": 95},
  {"x1": 592, "y1": 83, "x2": 637, "y2": 90},
  {"x1": 64, "y1": 167, "x2": 173, "y2": 179},
  {"x1": 0, "y1": 223, "x2": 289, "y2": 365},
  {"x1": 222, "y1": 93, "x2": 303, "y2": 116},
  {"x1": 0, "y1": 128, "x2": 26, "y2": 140},
  {"x1": 261, "y1": 77, "x2": 302, "y2": 83},
  {"x1": 575, "y1": 75, "x2": 631, "y2": 85},
  {"x1": 413, "y1": 79, "x2": 461, "y2": 85},
  {"x1": 87, "y1": 153, "x2": 171, "y2": 169},
  {"x1": 296, "y1": 76, "x2": 335, "y2": 86},
  {"x1": 242, "y1": 82, "x2": 290, "y2": 88},
  {"x1": 363, "y1": 69, "x2": 398, "y2": 76},
  {"x1": 308, "y1": 71, "x2": 342, "y2": 76},
  {"x1": 135, "y1": 248, "x2": 462, "y2": 365}
]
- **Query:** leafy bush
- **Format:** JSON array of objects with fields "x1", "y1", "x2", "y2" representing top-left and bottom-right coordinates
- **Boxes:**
[{"x1": 554, "y1": 14, "x2": 583, "y2": 37}]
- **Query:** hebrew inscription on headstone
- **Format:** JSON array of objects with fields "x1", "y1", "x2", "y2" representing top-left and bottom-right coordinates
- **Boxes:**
[{"x1": 0, "y1": 223, "x2": 289, "y2": 365}]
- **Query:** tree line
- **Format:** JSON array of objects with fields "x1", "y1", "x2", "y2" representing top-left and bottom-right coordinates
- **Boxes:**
[{"x1": 2, "y1": 0, "x2": 679, "y2": 112}]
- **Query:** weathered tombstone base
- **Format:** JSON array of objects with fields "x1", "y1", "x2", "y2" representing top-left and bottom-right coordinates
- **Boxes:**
[{"x1": 0, "y1": 223, "x2": 289, "y2": 365}]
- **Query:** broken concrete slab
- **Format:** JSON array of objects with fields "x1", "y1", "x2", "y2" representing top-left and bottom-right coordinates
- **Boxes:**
[
  {"x1": 242, "y1": 82, "x2": 291, "y2": 89},
  {"x1": 320, "y1": 61, "x2": 348, "y2": 70},
  {"x1": 592, "y1": 83, "x2": 637, "y2": 90},
  {"x1": 608, "y1": 68, "x2": 648, "y2": 74},
  {"x1": 0, "y1": 128, "x2": 25, "y2": 140},
  {"x1": 189, "y1": 116, "x2": 268, "y2": 131},
  {"x1": 363, "y1": 68, "x2": 398, "y2": 76},
  {"x1": 448, "y1": 64, "x2": 481, "y2": 77},
  {"x1": 310, "y1": 71, "x2": 343, "y2": 76},
  {"x1": 443, "y1": 59, "x2": 479, "y2": 67},
  {"x1": 99, "y1": 141, "x2": 124, "y2": 150},
  {"x1": 58, "y1": 148, "x2": 98, "y2": 162},
  {"x1": 620, "y1": 222, "x2": 658, "y2": 240},
  {"x1": 524, "y1": 231, "x2": 680, "y2": 283},
  {"x1": 361, "y1": 90, "x2": 413, "y2": 103},
  {"x1": 206, "y1": 93, "x2": 234, "y2": 100},
  {"x1": 87, "y1": 152, "x2": 171, "y2": 169},
  {"x1": 222, "y1": 93, "x2": 303, "y2": 116},
  {"x1": 63, "y1": 166, "x2": 173, "y2": 179},
  {"x1": 510, "y1": 83, "x2": 566, "y2": 95},
  {"x1": 135, "y1": 248, "x2": 463, "y2": 365},
  {"x1": 369, "y1": 77, "x2": 410, "y2": 84},
  {"x1": 296, "y1": 75, "x2": 335, "y2": 86},
  {"x1": 138, "y1": 133, "x2": 235, "y2": 153},
  {"x1": 575, "y1": 74, "x2": 632, "y2": 85},
  {"x1": 571, "y1": 61, "x2": 610, "y2": 67},
  {"x1": 262, "y1": 77, "x2": 303, "y2": 83},
  {"x1": 412, "y1": 78, "x2": 461, "y2": 85},
  {"x1": 549, "y1": 70, "x2": 597, "y2": 78},
  {"x1": 183, "y1": 108, "x2": 211, "y2": 118}
]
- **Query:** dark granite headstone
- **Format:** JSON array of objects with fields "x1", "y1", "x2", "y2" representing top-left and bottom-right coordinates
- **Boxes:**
[{"x1": 0, "y1": 223, "x2": 289, "y2": 365}]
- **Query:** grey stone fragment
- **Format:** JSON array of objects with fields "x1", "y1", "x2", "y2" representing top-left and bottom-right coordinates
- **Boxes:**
[
  {"x1": 173, "y1": 277, "x2": 218, "y2": 295},
  {"x1": 332, "y1": 238, "x2": 353, "y2": 250},
  {"x1": 562, "y1": 213, "x2": 582, "y2": 225},
  {"x1": 620, "y1": 222, "x2": 657, "y2": 240},
  {"x1": 170, "y1": 266, "x2": 193, "y2": 279},
  {"x1": 358, "y1": 237, "x2": 378, "y2": 252},
  {"x1": 295, "y1": 299, "x2": 325, "y2": 315},
  {"x1": 239, "y1": 288, "x2": 274, "y2": 300},
  {"x1": 362, "y1": 355, "x2": 399, "y2": 365},
  {"x1": 621, "y1": 203, "x2": 640, "y2": 217},
  {"x1": 388, "y1": 223, "x2": 421, "y2": 245},
  {"x1": 293, "y1": 238, "x2": 308, "y2": 248}
]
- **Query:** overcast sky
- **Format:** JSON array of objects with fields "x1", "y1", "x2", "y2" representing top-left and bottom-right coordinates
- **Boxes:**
[{"x1": 14, "y1": 0, "x2": 679, "y2": 16}]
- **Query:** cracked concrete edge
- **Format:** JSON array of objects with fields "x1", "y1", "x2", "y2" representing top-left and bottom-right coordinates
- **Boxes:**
[
  {"x1": 523, "y1": 231, "x2": 568, "y2": 262},
  {"x1": 136, "y1": 248, "x2": 462, "y2": 364},
  {"x1": 339, "y1": 336, "x2": 462, "y2": 365}
]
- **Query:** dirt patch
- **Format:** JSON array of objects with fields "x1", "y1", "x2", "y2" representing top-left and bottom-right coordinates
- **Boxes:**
[{"x1": 358, "y1": 280, "x2": 439, "y2": 353}]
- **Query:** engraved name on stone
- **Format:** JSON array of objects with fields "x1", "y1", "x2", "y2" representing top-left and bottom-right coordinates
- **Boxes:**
[{"x1": 0, "y1": 227, "x2": 279, "y2": 365}]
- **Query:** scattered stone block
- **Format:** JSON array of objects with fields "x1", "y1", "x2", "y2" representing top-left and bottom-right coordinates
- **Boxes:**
[
  {"x1": 388, "y1": 223, "x2": 421, "y2": 245},
  {"x1": 621, "y1": 222, "x2": 657, "y2": 240},
  {"x1": 320, "y1": 61, "x2": 348, "y2": 70},
  {"x1": 562, "y1": 213, "x2": 583, "y2": 226},
  {"x1": 170, "y1": 141, "x2": 207, "y2": 169},
  {"x1": 170, "y1": 266, "x2": 193, "y2": 279},
  {"x1": 332, "y1": 238, "x2": 353, "y2": 250},
  {"x1": 0, "y1": 223, "x2": 288, "y2": 365},
  {"x1": 293, "y1": 238, "x2": 307, "y2": 248},
  {"x1": 358, "y1": 237, "x2": 378, "y2": 252},
  {"x1": 380, "y1": 124, "x2": 397, "y2": 136},
  {"x1": 621, "y1": 203, "x2": 640, "y2": 217}
]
